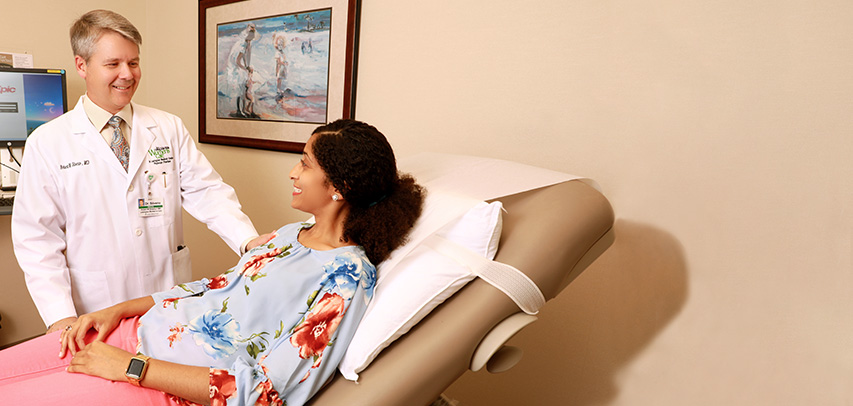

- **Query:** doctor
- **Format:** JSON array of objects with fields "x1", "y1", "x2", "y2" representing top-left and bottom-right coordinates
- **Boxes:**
[{"x1": 12, "y1": 10, "x2": 264, "y2": 334}]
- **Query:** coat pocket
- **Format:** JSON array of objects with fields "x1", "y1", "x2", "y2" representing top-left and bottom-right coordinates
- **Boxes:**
[
  {"x1": 171, "y1": 246, "x2": 193, "y2": 284},
  {"x1": 68, "y1": 269, "x2": 113, "y2": 315}
]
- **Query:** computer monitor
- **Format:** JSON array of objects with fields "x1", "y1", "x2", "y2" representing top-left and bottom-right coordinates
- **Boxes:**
[{"x1": 0, "y1": 67, "x2": 68, "y2": 147}]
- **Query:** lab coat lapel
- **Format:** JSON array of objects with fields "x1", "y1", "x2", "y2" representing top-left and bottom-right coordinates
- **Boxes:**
[
  {"x1": 128, "y1": 103, "x2": 156, "y2": 178},
  {"x1": 69, "y1": 101, "x2": 129, "y2": 177}
]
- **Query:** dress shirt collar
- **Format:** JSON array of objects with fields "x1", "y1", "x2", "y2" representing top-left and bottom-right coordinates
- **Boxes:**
[{"x1": 81, "y1": 94, "x2": 134, "y2": 132}]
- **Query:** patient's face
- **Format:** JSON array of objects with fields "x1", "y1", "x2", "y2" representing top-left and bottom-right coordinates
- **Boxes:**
[{"x1": 289, "y1": 138, "x2": 336, "y2": 213}]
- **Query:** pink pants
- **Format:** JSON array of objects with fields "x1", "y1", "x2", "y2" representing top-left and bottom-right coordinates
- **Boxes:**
[{"x1": 0, "y1": 317, "x2": 179, "y2": 405}]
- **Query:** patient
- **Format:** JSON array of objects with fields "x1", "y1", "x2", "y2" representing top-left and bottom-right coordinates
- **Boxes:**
[{"x1": 0, "y1": 119, "x2": 425, "y2": 406}]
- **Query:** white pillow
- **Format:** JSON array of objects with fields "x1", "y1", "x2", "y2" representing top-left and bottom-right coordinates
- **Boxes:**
[{"x1": 338, "y1": 198, "x2": 503, "y2": 381}]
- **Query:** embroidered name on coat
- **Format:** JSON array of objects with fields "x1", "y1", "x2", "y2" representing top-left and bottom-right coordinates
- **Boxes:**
[{"x1": 59, "y1": 160, "x2": 90, "y2": 170}]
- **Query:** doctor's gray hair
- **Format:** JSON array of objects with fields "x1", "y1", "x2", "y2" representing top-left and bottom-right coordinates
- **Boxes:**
[{"x1": 71, "y1": 10, "x2": 142, "y2": 61}]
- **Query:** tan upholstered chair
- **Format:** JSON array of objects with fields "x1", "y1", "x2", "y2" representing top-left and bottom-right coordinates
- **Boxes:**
[{"x1": 311, "y1": 177, "x2": 615, "y2": 405}]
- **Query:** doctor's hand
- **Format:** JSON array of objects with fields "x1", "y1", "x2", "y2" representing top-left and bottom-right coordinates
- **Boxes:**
[
  {"x1": 60, "y1": 306, "x2": 122, "y2": 358},
  {"x1": 246, "y1": 232, "x2": 276, "y2": 251},
  {"x1": 67, "y1": 341, "x2": 134, "y2": 382},
  {"x1": 47, "y1": 317, "x2": 77, "y2": 334}
]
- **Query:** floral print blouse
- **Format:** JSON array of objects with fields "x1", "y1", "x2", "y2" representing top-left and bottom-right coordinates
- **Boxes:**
[{"x1": 137, "y1": 222, "x2": 376, "y2": 406}]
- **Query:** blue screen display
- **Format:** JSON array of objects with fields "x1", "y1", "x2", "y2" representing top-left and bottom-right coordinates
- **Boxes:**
[{"x1": 0, "y1": 68, "x2": 68, "y2": 146}]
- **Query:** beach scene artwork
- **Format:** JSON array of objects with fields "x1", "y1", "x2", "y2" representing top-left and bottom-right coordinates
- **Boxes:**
[{"x1": 216, "y1": 9, "x2": 331, "y2": 123}]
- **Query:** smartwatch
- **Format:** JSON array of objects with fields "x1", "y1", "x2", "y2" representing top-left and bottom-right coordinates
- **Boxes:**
[{"x1": 125, "y1": 353, "x2": 151, "y2": 386}]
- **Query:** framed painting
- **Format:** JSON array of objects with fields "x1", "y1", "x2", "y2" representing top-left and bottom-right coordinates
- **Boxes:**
[{"x1": 199, "y1": 0, "x2": 360, "y2": 152}]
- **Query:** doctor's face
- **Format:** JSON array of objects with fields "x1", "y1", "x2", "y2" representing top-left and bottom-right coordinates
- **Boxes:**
[
  {"x1": 289, "y1": 138, "x2": 337, "y2": 214},
  {"x1": 75, "y1": 31, "x2": 141, "y2": 114}
]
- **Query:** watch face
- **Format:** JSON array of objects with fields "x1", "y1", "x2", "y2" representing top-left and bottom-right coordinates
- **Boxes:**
[{"x1": 126, "y1": 358, "x2": 146, "y2": 378}]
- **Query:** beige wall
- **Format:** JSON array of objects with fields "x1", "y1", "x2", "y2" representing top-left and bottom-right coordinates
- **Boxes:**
[{"x1": 2, "y1": 1, "x2": 851, "y2": 405}]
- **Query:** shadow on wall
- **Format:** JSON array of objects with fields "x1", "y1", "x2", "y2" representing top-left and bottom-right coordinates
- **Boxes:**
[{"x1": 444, "y1": 219, "x2": 688, "y2": 406}]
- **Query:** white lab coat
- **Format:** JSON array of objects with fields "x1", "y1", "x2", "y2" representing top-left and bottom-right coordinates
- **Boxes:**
[{"x1": 11, "y1": 98, "x2": 258, "y2": 327}]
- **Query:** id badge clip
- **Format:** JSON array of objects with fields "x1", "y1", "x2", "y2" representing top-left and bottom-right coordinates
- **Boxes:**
[{"x1": 138, "y1": 171, "x2": 165, "y2": 217}]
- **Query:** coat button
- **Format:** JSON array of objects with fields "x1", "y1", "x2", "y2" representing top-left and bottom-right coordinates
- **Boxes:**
[
  {"x1": 128, "y1": 184, "x2": 134, "y2": 192},
  {"x1": 136, "y1": 229, "x2": 143, "y2": 236}
]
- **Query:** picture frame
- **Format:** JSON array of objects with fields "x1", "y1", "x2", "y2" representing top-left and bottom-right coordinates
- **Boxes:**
[{"x1": 199, "y1": 0, "x2": 360, "y2": 152}]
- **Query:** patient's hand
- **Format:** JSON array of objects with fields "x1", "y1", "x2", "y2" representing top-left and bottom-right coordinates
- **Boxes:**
[
  {"x1": 60, "y1": 307, "x2": 122, "y2": 358},
  {"x1": 47, "y1": 317, "x2": 77, "y2": 334},
  {"x1": 67, "y1": 341, "x2": 134, "y2": 383}
]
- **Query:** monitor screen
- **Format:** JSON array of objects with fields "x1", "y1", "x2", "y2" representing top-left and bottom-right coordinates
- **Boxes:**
[{"x1": 0, "y1": 67, "x2": 68, "y2": 147}]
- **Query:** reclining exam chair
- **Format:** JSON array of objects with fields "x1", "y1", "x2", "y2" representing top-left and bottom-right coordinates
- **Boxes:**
[{"x1": 311, "y1": 154, "x2": 615, "y2": 405}]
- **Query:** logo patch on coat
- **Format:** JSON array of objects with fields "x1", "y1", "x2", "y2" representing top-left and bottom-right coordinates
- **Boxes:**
[{"x1": 148, "y1": 146, "x2": 174, "y2": 165}]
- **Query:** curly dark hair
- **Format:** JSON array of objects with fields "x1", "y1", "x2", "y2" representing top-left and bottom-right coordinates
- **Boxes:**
[{"x1": 311, "y1": 119, "x2": 425, "y2": 264}]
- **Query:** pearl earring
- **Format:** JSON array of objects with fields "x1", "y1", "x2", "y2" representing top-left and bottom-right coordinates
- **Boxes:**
[{"x1": 332, "y1": 194, "x2": 340, "y2": 201}]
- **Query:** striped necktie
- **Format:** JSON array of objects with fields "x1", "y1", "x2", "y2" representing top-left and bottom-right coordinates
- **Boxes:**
[{"x1": 107, "y1": 115, "x2": 130, "y2": 172}]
